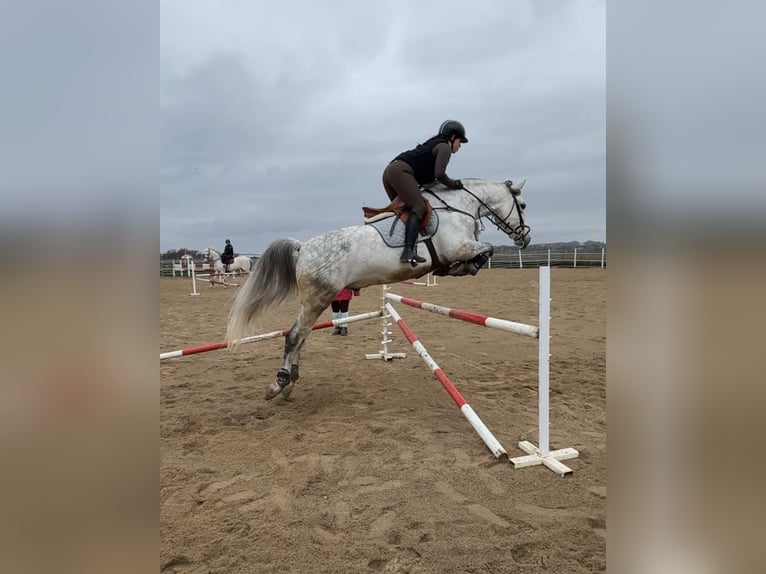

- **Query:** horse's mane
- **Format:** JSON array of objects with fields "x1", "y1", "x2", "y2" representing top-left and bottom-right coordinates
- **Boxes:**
[{"x1": 423, "y1": 178, "x2": 484, "y2": 195}]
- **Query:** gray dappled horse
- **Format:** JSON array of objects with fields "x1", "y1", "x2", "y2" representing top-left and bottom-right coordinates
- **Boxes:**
[{"x1": 226, "y1": 178, "x2": 530, "y2": 401}]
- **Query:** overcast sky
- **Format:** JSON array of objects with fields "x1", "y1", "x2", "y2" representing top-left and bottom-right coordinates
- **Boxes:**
[{"x1": 161, "y1": 0, "x2": 605, "y2": 254}]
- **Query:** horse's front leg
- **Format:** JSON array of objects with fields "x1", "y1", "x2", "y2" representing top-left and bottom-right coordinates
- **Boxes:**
[
  {"x1": 265, "y1": 304, "x2": 325, "y2": 401},
  {"x1": 463, "y1": 243, "x2": 494, "y2": 275},
  {"x1": 446, "y1": 241, "x2": 494, "y2": 276}
]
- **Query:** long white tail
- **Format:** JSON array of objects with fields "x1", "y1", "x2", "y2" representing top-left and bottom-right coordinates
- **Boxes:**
[{"x1": 226, "y1": 238, "x2": 301, "y2": 346}]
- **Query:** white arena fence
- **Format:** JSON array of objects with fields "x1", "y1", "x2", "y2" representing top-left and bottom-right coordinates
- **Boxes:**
[
  {"x1": 487, "y1": 248, "x2": 606, "y2": 269},
  {"x1": 160, "y1": 255, "x2": 260, "y2": 277},
  {"x1": 160, "y1": 249, "x2": 604, "y2": 277}
]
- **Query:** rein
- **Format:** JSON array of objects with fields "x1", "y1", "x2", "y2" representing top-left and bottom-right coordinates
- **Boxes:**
[{"x1": 424, "y1": 190, "x2": 476, "y2": 219}]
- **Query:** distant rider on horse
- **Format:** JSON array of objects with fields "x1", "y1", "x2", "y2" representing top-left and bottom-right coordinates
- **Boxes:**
[
  {"x1": 222, "y1": 239, "x2": 235, "y2": 271},
  {"x1": 382, "y1": 120, "x2": 468, "y2": 265}
]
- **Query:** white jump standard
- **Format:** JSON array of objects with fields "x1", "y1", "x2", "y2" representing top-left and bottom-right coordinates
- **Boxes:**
[
  {"x1": 508, "y1": 266, "x2": 579, "y2": 476},
  {"x1": 365, "y1": 285, "x2": 407, "y2": 361},
  {"x1": 182, "y1": 254, "x2": 201, "y2": 296}
]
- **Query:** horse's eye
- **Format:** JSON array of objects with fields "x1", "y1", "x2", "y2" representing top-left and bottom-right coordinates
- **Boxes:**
[{"x1": 520, "y1": 202, "x2": 526, "y2": 210}]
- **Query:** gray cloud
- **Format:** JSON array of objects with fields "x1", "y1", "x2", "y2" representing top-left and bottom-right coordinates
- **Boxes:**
[{"x1": 161, "y1": 0, "x2": 605, "y2": 253}]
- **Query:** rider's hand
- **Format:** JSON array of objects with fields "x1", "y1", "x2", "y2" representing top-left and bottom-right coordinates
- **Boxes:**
[{"x1": 451, "y1": 179, "x2": 463, "y2": 189}]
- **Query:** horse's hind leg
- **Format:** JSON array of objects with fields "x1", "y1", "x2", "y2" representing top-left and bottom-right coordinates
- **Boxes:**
[{"x1": 265, "y1": 302, "x2": 327, "y2": 401}]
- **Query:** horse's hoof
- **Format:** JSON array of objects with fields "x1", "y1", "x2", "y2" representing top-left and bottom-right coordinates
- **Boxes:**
[
  {"x1": 264, "y1": 382, "x2": 283, "y2": 400},
  {"x1": 265, "y1": 368, "x2": 293, "y2": 401},
  {"x1": 264, "y1": 381, "x2": 295, "y2": 401},
  {"x1": 280, "y1": 382, "x2": 295, "y2": 400}
]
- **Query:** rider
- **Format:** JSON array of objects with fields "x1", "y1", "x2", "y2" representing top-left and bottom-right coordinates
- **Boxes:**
[
  {"x1": 383, "y1": 120, "x2": 468, "y2": 265},
  {"x1": 222, "y1": 239, "x2": 235, "y2": 269}
]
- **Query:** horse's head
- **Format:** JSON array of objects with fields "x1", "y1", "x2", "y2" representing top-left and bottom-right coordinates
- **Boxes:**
[
  {"x1": 205, "y1": 247, "x2": 220, "y2": 261},
  {"x1": 469, "y1": 179, "x2": 531, "y2": 249},
  {"x1": 500, "y1": 179, "x2": 530, "y2": 248}
]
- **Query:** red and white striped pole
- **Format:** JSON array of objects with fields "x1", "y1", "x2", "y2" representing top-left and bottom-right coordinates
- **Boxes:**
[
  {"x1": 384, "y1": 293, "x2": 538, "y2": 338},
  {"x1": 384, "y1": 302, "x2": 507, "y2": 459},
  {"x1": 160, "y1": 310, "x2": 382, "y2": 361}
]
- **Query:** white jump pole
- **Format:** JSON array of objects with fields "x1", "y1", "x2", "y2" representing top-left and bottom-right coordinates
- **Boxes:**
[
  {"x1": 161, "y1": 309, "x2": 382, "y2": 360},
  {"x1": 197, "y1": 275, "x2": 239, "y2": 288},
  {"x1": 510, "y1": 266, "x2": 579, "y2": 476},
  {"x1": 385, "y1": 301, "x2": 507, "y2": 459},
  {"x1": 384, "y1": 293, "x2": 538, "y2": 338},
  {"x1": 601, "y1": 247, "x2": 605, "y2": 269}
]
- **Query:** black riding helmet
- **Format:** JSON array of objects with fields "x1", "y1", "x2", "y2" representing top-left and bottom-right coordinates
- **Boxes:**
[{"x1": 439, "y1": 120, "x2": 468, "y2": 143}]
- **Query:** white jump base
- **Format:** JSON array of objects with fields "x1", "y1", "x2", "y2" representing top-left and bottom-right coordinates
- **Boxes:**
[
  {"x1": 401, "y1": 272, "x2": 439, "y2": 287},
  {"x1": 510, "y1": 441, "x2": 580, "y2": 475}
]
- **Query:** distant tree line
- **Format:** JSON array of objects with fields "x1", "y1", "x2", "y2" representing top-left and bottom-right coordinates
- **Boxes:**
[{"x1": 160, "y1": 249, "x2": 205, "y2": 260}]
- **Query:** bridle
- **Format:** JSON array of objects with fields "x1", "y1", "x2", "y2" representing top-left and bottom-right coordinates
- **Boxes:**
[
  {"x1": 427, "y1": 180, "x2": 531, "y2": 244},
  {"x1": 479, "y1": 180, "x2": 531, "y2": 244}
]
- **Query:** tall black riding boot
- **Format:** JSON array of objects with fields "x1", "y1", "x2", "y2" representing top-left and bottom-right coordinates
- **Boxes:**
[{"x1": 400, "y1": 212, "x2": 427, "y2": 264}]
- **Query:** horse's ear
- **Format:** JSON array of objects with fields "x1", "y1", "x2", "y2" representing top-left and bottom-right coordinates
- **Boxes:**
[{"x1": 506, "y1": 179, "x2": 526, "y2": 193}]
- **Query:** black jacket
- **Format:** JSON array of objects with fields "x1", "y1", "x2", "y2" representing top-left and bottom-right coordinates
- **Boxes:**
[
  {"x1": 222, "y1": 244, "x2": 234, "y2": 263},
  {"x1": 394, "y1": 135, "x2": 450, "y2": 185}
]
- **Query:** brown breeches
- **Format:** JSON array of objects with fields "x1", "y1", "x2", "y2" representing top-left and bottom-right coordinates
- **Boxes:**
[{"x1": 382, "y1": 161, "x2": 426, "y2": 219}]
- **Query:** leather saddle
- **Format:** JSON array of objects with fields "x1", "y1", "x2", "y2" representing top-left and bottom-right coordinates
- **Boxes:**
[{"x1": 361, "y1": 196, "x2": 433, "y2": 231}]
